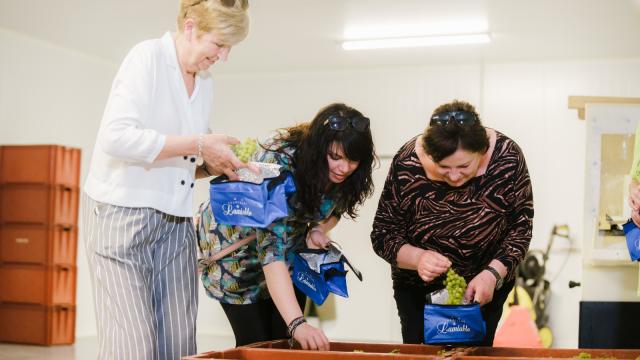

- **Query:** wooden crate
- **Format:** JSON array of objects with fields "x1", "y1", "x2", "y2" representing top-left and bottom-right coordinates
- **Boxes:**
[
  {"x1": 184, "y1": 341, "x2": 443, "y2": 359},
  {"x1": 0, "y1": 303, "x2": 75, "y2": 345},
  {"x1": 0, "y1": 145, "x2": 81, "y2": 187},
  {"x1": 0, "y1": 224, "x2": 77, "y2": 265},
  {"x1": 183, "y1": 340, "x2": 640, "y2": 360},
  {"x1": 465, "y1": 346, "x2": 640, "y2": 359},
  {"x1": 0, "y1": 264, "x2": 76, "y2": 305},
  {"x1": 0, "y1": 184, "x2": 79, "y2": 226}
]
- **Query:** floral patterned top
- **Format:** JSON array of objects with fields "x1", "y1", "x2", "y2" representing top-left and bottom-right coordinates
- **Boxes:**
[{"x1": 196, "y1": 131, "x2": 341, "y2": 304}]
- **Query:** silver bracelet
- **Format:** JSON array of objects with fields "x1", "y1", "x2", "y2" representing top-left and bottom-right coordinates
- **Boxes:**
[
  {"x1": 197, "y1": 134, "x2": 204, "y2": 159},
  {"x1": 195, "y1": 134, "x2": 205, "y2": 166}
]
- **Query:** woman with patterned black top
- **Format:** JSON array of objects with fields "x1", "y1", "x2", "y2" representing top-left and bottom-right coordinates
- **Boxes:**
[
  {"x1": 196, "y1": 103, "x2": 376, "y2": 350},
  {"x1": 370, "y1": 99, "x2": 533, "y2": 346}
]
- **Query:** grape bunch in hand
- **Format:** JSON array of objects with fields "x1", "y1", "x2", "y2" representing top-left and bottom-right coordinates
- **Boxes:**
[
  {"x1": 443, "y1": 269, "x2": 467, "y2": 305},
  {"x1": 231, "y1": 138, "x2": 257, "y2": 163}
]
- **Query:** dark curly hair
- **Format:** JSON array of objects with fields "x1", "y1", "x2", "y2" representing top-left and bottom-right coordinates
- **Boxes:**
[
  {"x1": 422, "y1": 100, "x2": 489, "y2": 163},
  {"x1": 274, "y1": 103, "x2": 377, "y2": 219}
]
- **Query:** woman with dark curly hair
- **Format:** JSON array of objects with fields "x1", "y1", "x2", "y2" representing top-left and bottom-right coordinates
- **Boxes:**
[
  {"x1": 196, "y1": 103, "x2": 376, "y2": 350},
  {"x1": 371, "y1": 99, "x2": 533, "y2": 345}
]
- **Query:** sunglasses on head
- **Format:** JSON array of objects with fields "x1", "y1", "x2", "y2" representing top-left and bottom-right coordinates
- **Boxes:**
[
  {"x1": 323, "y1": 114, "x2": 370, "y2": 132},
  {"x1": 220, "y1": 0, "x2": 248, "y2": 9},
  {"x1": 430, "y1": 111, "x2": 477, "y2": 126},
  {"x1": 190, "y1": 0, "x2": 248, "y2": 10}
]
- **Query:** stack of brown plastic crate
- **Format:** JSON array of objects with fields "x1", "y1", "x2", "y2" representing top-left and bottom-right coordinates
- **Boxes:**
[{"x1": 0, "y1": 145, "x2": 81, "y2": 345}]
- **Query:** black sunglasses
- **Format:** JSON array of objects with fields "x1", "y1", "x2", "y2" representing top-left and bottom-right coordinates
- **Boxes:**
[
  {"x1": 430, "y1": 111, "x2": 478, "y2": 126},
  {"x1": 323, "y1": 114, "x2": 370, "y2": 132}
]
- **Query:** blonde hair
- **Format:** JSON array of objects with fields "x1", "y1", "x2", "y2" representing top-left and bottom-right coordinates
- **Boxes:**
[{"x1": 177, "y1": 0, "x2": 249, "y2": 45}]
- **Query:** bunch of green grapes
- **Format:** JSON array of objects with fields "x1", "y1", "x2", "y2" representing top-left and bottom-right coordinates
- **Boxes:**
[
  {"x1": 231, "y1": 138, "x2": 257, "y2": 163},
  {"x1": 443, "y1": 268, "x2": 467, "y2": 305},
  {"x1": 574, "y1": 353, "x2": 591, "y2": 359}
]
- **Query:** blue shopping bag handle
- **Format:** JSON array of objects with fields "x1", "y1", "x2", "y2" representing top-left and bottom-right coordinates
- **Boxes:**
[{"x1": 297, "y1": 247, "x2": 363, "y2": 281}]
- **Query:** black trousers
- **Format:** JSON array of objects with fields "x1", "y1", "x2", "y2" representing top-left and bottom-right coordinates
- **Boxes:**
[
  {"x1": 393, "y1": 279, "x2": 514, "y2": 346},
  {"x1": 220, "y1": 288, "x2": 307, "y2": 347}
]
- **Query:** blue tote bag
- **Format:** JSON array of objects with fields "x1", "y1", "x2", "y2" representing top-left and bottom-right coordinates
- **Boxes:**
[
  {"x1": 622, "y1": 220, "x2": 640, "y2": 261},
  {"x1": 209, "y1": 171, "x2": 296, "y2": 228},
  {"x1": 424, "y1": 303, "x2": 486, "y2": 345},
  {"x1": 292, "y1": 246, "x2": 363, "y2": 305},
  {"x1": 292, "y1": 252, "x2": 331, "y2": 305}
]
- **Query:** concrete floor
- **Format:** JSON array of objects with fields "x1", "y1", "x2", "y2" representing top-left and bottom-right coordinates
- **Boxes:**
[{"x1": 0, "y1": 334, "x2": 235, "y2": 360}]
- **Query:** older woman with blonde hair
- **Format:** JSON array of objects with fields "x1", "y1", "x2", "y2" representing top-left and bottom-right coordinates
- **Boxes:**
[{"x1": 83, "y1": 1, "x2": 250, "y2": 359}]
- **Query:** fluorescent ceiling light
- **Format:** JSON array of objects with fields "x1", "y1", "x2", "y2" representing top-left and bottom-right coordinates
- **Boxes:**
[
  {"x1": 344, "y1": 19, "x2": 489, "y2": 40},
  {"x1": 342, "y1": 33, "x2": 491, "y2": 51}
]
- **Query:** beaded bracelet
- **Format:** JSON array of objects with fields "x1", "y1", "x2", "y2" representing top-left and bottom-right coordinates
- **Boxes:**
[{"x1": 287, "y1": 316, "x2": 307, "y2": 338}]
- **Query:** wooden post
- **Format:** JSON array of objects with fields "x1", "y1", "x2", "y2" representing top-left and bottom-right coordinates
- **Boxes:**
[{"x1": 568, "y1": 96, "x2": 640, "y2": 120}]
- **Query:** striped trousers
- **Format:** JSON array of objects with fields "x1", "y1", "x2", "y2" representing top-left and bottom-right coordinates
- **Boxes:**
[{"x1": 83, "y1": 195, "x2": 198, "y2": 360}]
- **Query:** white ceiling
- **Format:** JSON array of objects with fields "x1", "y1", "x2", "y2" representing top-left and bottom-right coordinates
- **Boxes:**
[{"x1": 2, "y1": 0, "x2": 640, "y2": 73}]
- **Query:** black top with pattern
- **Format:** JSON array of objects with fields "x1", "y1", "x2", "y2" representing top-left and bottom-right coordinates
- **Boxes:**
[{"x1": 370, "y1": 131, "x2": 533, "y2": 290}]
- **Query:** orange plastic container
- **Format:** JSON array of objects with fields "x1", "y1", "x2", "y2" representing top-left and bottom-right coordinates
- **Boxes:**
[
  {"x1": 0, "y1": 145, "x2": 81, "y2": 187},
  {"x1": 0, "y1": 184, "x2": 78, "y2": 226},
  {"x1": 0, "y1": 224, "x2": 77, "y2": 265},
  {"x1": 0, "y1": 264, "x2": 76, "y2": 305},
  {"x1": 0, "y1": 303, "x2": 75, "y2": 345}
]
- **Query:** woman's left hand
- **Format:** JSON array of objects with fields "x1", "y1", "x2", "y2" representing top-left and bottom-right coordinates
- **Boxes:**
[
  {"x1": 306, "y1": 227, "x2": 331, "y2": 249},
  {"x1": 463, "y1": 270, "x2": 497, "y2": 306},
  {"x1": 629, "y1": 179, "x2": 640, "y2": 226}
]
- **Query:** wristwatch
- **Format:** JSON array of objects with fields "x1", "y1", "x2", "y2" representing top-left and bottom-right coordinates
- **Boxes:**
[{"x1": 485, "y1": 265, "x2": 504, "y2": 291}]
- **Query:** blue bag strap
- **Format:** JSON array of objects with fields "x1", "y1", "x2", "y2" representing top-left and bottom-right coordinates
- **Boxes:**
[
  {"x1": 209, "y1": 174, "x2": 262, "y2": 186},
  {"x1": 340, "y1": 254, "x2": 363, "y2": 281},
  {"x1": 266, "y1": 170, "x2": 292, "y2": 191},
  {"x1": 209, "y1": 174, "x2": 230, "y2": 184},
  {"x1": 330, "y1": 241, "x2": 363, "y2": 281}
]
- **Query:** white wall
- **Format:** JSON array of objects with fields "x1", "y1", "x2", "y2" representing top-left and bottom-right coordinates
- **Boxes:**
[
  {"x1": 0, "y1": 28, "x2": 115, "y2": 337},
  {"x1": 2, "y1": 27, "x2": 640, "y2": 348}
]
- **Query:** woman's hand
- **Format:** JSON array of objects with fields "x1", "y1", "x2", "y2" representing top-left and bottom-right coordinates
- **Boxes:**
[
  {"x1": 292, "y1": 323, "x2": 330, "y2": 351},
  {"x1": 417, "y1": 250, "x2": 451, "y2": 283},
  {"x1": 262, "y1": 261, "x2": 328, "y2": 351},
  {"x1": 463, "y1": 270, "x2": 496, "y2": 306},
  {"x1": 306, "y1": 227, "x2": 331, "y2": 249},
  {"x1": 202, "y1": 134, "x2": 257, "y2": 180},
  {"x1": 629, "y1": 179, "x2": 640, "y2": 226}
]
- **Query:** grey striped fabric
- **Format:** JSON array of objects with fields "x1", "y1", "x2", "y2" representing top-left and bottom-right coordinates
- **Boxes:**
[{"x1": 83, "y1": 195, "x2": 198, "y2": 360}]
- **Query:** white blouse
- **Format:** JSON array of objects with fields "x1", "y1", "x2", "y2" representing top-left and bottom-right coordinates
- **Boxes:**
[{"x1": 84, "y1": 32, "x2": 212, "y2": 217}]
